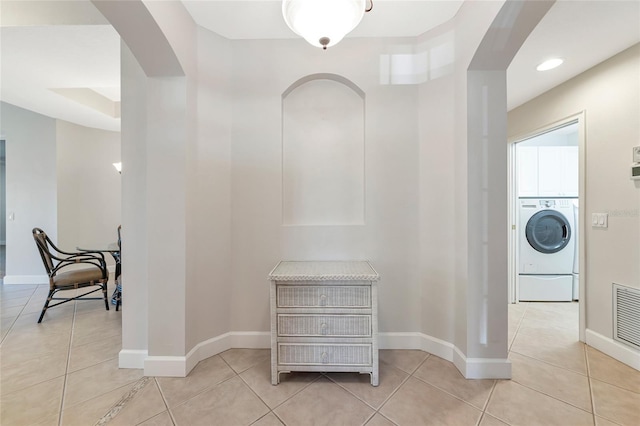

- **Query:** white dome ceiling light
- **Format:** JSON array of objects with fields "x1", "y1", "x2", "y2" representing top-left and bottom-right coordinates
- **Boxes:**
[{"x1": 282, "y1": 0, "x2": 373, "y2": 50}]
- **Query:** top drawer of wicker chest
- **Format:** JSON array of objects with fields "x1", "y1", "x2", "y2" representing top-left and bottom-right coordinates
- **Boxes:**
[{"x1": 277, "y1": 285, "x2": 371, "y2": 308}]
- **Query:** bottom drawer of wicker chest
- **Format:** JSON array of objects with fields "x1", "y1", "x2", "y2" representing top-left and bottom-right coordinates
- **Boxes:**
[{"x1": 278, "y1": 343, "x2": 372, "y2": 366}]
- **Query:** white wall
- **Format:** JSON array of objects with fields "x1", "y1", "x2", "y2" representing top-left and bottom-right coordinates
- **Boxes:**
[
  {"x1": 509, "y1": 44, "x2": 640, "y2": 359},
  {"x1": 120, "y1": 41, "x2": 150, "y2": 365},
  {"x1": 188, "y1": 26, "x2": 233, "y2": 349},
  {"x1": 0, "y1": 102, "x2": 57, "y2": 283},
  {"x1": 56, "y1": 120, "x2": 121, "y2": 256},
  {"x1": 228, "y1": 37, "x2": 422, "y2": 334}
]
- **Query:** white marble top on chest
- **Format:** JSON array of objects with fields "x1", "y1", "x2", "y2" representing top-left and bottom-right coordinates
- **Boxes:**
[{"x1": 268, "y1": 261, "x2": 379, "y2": 282}]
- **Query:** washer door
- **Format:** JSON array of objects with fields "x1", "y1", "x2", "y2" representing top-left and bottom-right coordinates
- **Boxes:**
[{"x1": 525, "y1": 210, "x2": 572, "y2": 254}]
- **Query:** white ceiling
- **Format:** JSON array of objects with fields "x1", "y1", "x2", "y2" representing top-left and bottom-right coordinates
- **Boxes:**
[{"x1": 0, "y1": 0, "x2": 638, "y2": 132}]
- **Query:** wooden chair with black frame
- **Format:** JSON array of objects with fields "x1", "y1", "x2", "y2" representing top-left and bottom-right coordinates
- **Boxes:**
[{"x1": 32, "y1": 228, "x2": 109, "y2": 323}]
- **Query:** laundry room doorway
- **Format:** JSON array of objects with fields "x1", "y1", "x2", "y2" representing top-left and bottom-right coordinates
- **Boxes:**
[{"x1": 508, "y1": 114, "x2": 586, "y2": 343}]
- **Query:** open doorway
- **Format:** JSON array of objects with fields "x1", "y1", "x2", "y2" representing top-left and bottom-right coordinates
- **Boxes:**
[{"x1": 508, "y1": 115, "x2": 586, "y2": 348}]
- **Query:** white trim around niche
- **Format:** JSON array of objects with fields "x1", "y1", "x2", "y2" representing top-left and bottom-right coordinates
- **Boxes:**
[{"x1": 131, "y1": 331, "x2": 512, "y2": 379}]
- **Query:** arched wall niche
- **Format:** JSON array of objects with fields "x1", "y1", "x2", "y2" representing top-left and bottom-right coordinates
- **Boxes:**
[{"x1": 282, "y1": 74, "x2": 366, "y2": 226}]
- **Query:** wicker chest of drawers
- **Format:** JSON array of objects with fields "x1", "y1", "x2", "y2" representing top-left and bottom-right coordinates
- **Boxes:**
[{"x1": 269, "y1": 261, "x2": 380, "y2": 386}]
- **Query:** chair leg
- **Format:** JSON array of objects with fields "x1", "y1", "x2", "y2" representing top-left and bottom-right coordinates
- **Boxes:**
[
  {"x1": 38, "y1": 290, "x2": 55, "y2": 323},
  {"x1": 103, "y1": 283, "x2": 110, "y2": 311},
  {"x1": 115, "y1": 283, "x2": 121, "y2": 311}
]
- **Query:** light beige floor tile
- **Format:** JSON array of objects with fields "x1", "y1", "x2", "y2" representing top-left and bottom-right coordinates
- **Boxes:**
[
  {"x1": 509, "y1": 351, "x2": 592, "y2": 412},
  {"x1": 1, "y1": 295, "x2": 31, "y2": 309},
  {"x1": 1, "y1": 306, "x2": 24, "y2": 320},
  {"x1": 380, "y1": 376, "x2": 482, "y2": 426},
  {"x1": 413, "y1": 355, "x2": 495, "y2": 410},
  {"x1": 587, "y1": 347, "x2": 640, "y2": 393},
  {"x1": 32, "y1": 415, "x2": 60, "y2": 426},
  {"x1": 595, "y1": 416, "x2": 622, "y2": 426},
  {"x1": 172, "y1": 375, "x2": 269, "y2": 426},
  {"x1": 0, "y1": 295, "x2": 24, "y2": 309},
  {"x1": 510, "y1": 322, "x2": 586, "y2": 374},
  {"x1": 1, "y1": 325, "x2": 72, "y2": 360},
  {"x1": 220, "y1": 348, "x2": 270, "y2": 373},
  {"x1": 326, "y1": 360, "x2": 409, "y2": 409},
  {"x1": 10, "y1": 309, "x2": 74, "y2": 330},
  {"x1": 71, "y1": 309, "x2": 122, "y2": 347},
  {"x1": 525, "y1": 301, "x2": 578, "y2": 315},
  {"x1": 1, "y1": 314, "x2": 16, "y2": 329},
  {"x1": 508, "y1": 302, "x2": 528, "y2": 348},
  {"x1": 1, "y1": 320, "x2": 12, "y2": 340},
  {"x1": 0, "y1": 286, "x2": 36, "y2": 298},
  {"x1": 0, "y1": 349, "x2": 68, "y2": 395},
  {"x1": 274, "y1": 377, "x2": 375, "y2": 426},
  {"x1": 365, "y1": 413, "x2": 396, "y2": 426},
  {"x1": 378, "y1": 349, "x2": 429, "y2": 374},
  {"x1": 0, "y1": 376, "x2": 64, "y2": 426},
  {"x1": 480, "y1": 413, "x2": 510, "y2": 426},
  {"x1": 518, "y1": 316, "x2": 580, "y2": 339},
  {"x1": 22, "y1": 295, "x2": 76, "y2": 319},
  {"x1": 61, "y1": 382, "x2": 134, "y2": 426},
  {"x1": 108, "y1": 378, "x2": 167, "y2": 426},
  {"x1": 68, "y1": 333, "x2": 122, "y2": 372},
  {"x1": 591, "y1": 378, "x2": 640, "y2": 426},
  {"x1": 63, "y1": 358, "x2": 143, "y2": 407},
  {"x1": 74, "y1": 301, "x2": 111, "y2": 316},
  {"x1": 157, "y1": 354, "x2": 236, "y2": 408},
  {"x1": 239, "y1": 360, "x2": 320, "y2": 409},
  {"x1": 486, "y1": 380, "x2": 593, "y2": 426},
  {"x1": 508, "y1": 301, "x2": 528, "y2": 319},
  {"x1": 251, "y1": 412, "x2": 285, "y2": 426},
  {"x1": 138, "y1": 411, "x2": 175, "y2": 426},
  {"x1": 508, "y1": 323, "x2": 519, "y2": 350}
]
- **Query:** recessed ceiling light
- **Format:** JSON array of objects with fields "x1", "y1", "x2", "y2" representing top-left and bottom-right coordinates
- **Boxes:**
[{"x1": 536, "y1": 58, "x2": 564, "y2": 71}]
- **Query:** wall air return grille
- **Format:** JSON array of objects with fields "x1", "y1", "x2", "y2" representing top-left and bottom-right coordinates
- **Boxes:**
[{"x1": 613, "y1": 283, "x2": 640, "y2": 350}]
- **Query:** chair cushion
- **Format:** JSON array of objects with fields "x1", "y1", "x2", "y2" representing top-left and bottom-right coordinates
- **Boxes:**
[{"x1": 53, "y1": 268, "x2": 104, "y2": 288}]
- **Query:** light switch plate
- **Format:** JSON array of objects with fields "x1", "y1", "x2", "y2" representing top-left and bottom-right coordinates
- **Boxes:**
[
  {"x1": 633, "y1": 146, "x2": 640, "y2": 163},
  {"x1": 592, "y1": 213, "x2": 608, "y2": 228}
]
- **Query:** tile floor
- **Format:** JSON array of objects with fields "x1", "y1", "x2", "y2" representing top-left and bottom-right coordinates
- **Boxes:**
[{"x1": 1, "y1": 283, "x2": 639, "y2": 426}]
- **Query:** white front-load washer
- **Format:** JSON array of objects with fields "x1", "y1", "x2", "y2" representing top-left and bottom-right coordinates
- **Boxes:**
[{"x1": 519, "y1": 198, "x2": 577, "y2": 301}]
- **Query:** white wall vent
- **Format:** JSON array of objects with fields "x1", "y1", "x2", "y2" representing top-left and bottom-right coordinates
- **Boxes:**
[{"x1": 613, "y1": 283, "x2": 640, "y2": 350}]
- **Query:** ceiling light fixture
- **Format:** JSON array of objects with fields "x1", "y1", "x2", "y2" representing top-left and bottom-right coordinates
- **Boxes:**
[
  {"x1": 282, "y1": 0, "x2": 373, "y2": 50},
  {"x1": 536, "y1": 58, "x2": 563, "y2": 71}
]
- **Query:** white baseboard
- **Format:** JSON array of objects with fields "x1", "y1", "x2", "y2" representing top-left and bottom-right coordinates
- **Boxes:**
[
  {"x1": 453, "y1": 347, "x2": 512, "y2": 379},
  {"x1": 119, "y1": 349, "x2": 148, "y2": 369},
  {"x1": 2, "y1": 275, "x2": 48, "y2": 285},
  {"x1": 379, "y1": 332, "x2": 455, "y2": 361},
  {"x1": 585, "y1": 328, "x2": 640, "y2": 371},
  {"x1": 140, "y1": 331, "x2": 271, "y2": 377},
  {"x1": 144, "y1": 355, "x2": 191, "y2": 377},
  {"x1": 123, "y1": 331, "x2": 511, "y2": 379},
  {"x1": 378, "y1": 332, "x2": 511, "y2": 379}
]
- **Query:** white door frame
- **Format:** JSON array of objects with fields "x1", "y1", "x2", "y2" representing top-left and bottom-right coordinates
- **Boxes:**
[{"x1": 508, "y1": 111, "x2": 586, "y2": 343}]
